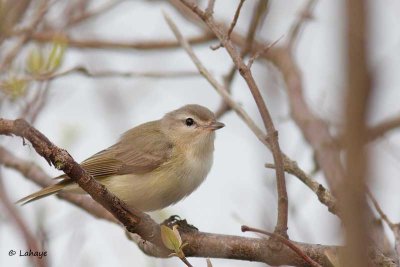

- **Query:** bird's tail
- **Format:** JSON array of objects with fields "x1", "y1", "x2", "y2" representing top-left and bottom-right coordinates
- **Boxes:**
[{"x1": 16, "y1": 182, "x2": 67, "y2": 205}]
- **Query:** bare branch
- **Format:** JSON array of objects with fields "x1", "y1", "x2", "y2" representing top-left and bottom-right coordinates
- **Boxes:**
[
  {"x1": 247, "y1": 35, "x2": 283, "y2": 69},
  {"x1": 242, "y1": 225, "x2": 322, "y2": 267},
  {"x1": 177, "y1": 0, "x2": 288, "y2": 237},
  {"x1": 211, "y1": 0, "x2": 245, "y2": 50},
  {"x1": 26, "y1": 66, "x2": 201, "y2": 81},
  {"x1": 265, "y1": 161, "x2": 338, "y2": 215},
  {"x1": 20, "y1": 82, "x2": 50, "y2": 124},
  {"x1": 215, "y1": 0, "x2": 269, "y2": 119},
  {"x1": 31, "y1": 31, "x2": 215, "y2": 50},
  {"x1": 205, "y1": 0, "x2": 216, "y2": 18},
  {"x1": 367, "y1": 115, "x2": 400, "y2": 142},
  {"x1": 367, "y1": 189, "x2": 394, "y2": 227},
  {"x1": 180, "y1": 257, "x2": 194, "y2": 267},
  {"x1": 339, "y1": 0, "x2": 372, "y2": 265},
  {"x1": 261, "y1": 5, "x2": 346, "y2": 196},
  {"x1": 226, "y1": 0, "x2": 246, "y2": 40},
  {"x1": 368, "y1": 189, "x2": 400, "y2": 263},
  {"x1": 65, "y1": 0, "x2": 125, "y2": 27},
  {"x1": 287, "y1": 0, "x2": 317, "y2": 49}
]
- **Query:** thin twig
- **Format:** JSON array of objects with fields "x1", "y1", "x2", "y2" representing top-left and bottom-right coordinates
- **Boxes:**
[
  {"x1": 180, "y1": 257, "x2": 194, "y2": 267},
  {"x1": 214, "y1": 67, "x2": 235, "y2": 119},
  {"x1": 227, "y1": 0, "x2": 246, "y2": 40},
  {"x1": 287, "y1": 0, "x2": 317, "y2": 49},
  {"x1": 367, "y1": 115, "x2": 400, "y2": 142},
  {"x1": 211, "y1": 0, "x2": 246, "y2": 50},
  {"x1": 215, "y1": 0, "x2": 268, "y2": 118},
  {"x1": 66, "y1": 0, "x2": 125, "y2": 27},
  {"x1": 335, "y1": 114, "x2": 400, "y2": 145},
  {"x1": 367, "y1": 189, "x2": 400, "y2": 263},
  {"x1": 21, "y1": 82, "x2": 51, "y2": 124},
  {"x1": 241, "y1": 225, "x2": 322, "y2": 267},
  {"x1": 265, "y1": 161, "x2": 338, "y2": 214},
  {"x1": 247, "y1": 35, "x2": 283, "y2": 69},
  {"x1": 367, "y1": 189, "x2": 393, "y2": 227},
  {"x1": 31, "y1": 31, "x2": 215, "y2": 50},
  {"x1": 205, "y1": 0, "x2": 216, "y2": 18},
  {"x1": 25, "y1": 66, "x2": 201, "y2": 81}
]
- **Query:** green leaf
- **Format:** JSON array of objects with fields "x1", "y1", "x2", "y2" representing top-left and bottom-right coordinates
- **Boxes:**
[
  {"x1": 45, "y1": 38, "x2": 66, "y2": 73},
  {"x1": 1, "y1": 76, "x2": 28, "y2": 100},
  {"x1": 26, "y1": 47, "x2": 45, "y2": 75},
  {"x1": 161, "y1": 225, "x2": 183, "y2": 252}
]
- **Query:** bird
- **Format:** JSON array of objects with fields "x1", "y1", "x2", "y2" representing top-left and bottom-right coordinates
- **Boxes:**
[{"x1": 17, "y1": 104, "x2": 225, "y2": 211}]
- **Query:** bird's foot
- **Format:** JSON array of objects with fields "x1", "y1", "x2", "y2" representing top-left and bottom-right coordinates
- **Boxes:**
[{"x1": 162, "y1": 215, "x2": 198, "y2": 232}]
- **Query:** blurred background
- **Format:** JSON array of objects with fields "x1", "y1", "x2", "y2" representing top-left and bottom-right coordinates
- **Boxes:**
[{"x1": 1, "y1": 0, "x2": 400, "y2": 266}]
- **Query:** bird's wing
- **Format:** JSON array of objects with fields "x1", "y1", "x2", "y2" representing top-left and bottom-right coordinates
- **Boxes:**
[{"x1": 56, "y1": 121, "x2": 173, "y2": 180}]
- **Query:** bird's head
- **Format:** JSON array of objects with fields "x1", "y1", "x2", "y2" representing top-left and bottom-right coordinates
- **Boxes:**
[{"x1": 161, "y1": 104, "x2": 224, "y2": 148}]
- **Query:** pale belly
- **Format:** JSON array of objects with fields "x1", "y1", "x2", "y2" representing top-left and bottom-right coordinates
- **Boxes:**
[{"x1": 64, "y1": 154, "x2": 213, "y2": 211}]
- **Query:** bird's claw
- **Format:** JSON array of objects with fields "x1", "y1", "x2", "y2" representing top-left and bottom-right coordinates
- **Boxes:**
[{"x1": 162, "y1": 215, "x2": 198, "y2": 232}]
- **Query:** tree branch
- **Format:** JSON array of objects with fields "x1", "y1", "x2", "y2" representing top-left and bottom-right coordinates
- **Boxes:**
[
  {"x1": 368, "y1": 189, "x2": 400, "y2": 264},
  {"x1": 177, "y1": 0, "x2": 289, "y2": 237},
  {"x1": 241, "y1": 225, "x2": 322, "y2": 267},
  {"x1": 339, "y1": 0, "x2": 372, "y2": 265},
  {"x1": 30, "y1": 31, "x2": 215, "y2": 50},
  {"x1": 265, "y1": 161, "x2": 338, "y2": 215},
  {"x1": 211, "y1": 0, "x2": 246, "y2": 50},
  {"x1": 23, "y1": 66, "x2": 201, "y2": 82},
  {"x1": 367, "y1": 115, "x2": 400, "y2": 142},
  {"x1": 215, "y1": 0, "x2": 269, "y2": 119}
]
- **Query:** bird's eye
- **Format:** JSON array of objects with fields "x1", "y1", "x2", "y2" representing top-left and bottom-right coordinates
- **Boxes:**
[{"x1": 185, "y1": 118, "x2": 195, "y2": 126}]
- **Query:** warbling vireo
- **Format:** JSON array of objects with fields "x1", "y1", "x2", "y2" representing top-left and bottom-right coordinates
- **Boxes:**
[{"x1": 17, "y1": 104, "x2": 224, "y2": 211}]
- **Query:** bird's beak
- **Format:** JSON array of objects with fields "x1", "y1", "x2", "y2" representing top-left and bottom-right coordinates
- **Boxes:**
[{"x1": 205, "y1": 121, "x2": 225, "y2": 131}]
